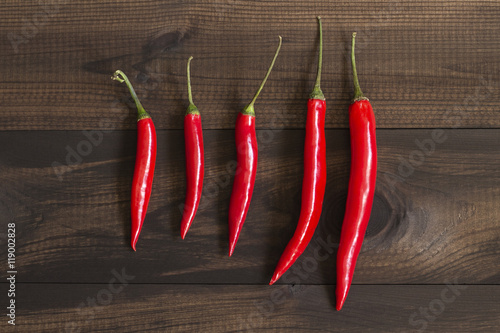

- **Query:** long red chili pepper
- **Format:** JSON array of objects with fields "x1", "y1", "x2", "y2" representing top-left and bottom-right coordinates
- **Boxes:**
[
  {"x1": 269, "y1": 17, "x2": 326, "y2": 285},
  {"x1": 228, "y1": 36, "x2": 282, "y2": 256},
  {"x1": 181, "y1": 57, "x2": 204, "y2": 239},
  {"x1": 112, "y1": 70, "x2": 157, "y2": 251},
  {"x1": 336, "y1": 32, "x2": 377, "y2": 310}
]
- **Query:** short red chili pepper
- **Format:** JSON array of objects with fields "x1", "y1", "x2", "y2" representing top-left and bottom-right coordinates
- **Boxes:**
[
  {"x1": 336, "y1": 32, "x2": 377, "y2": 310},
  {"x1": 270, "y1": 17, "x2": 326, "y2": 285},
  {"x1": 228, "y1": 36, "x2": 282, "y2": 256},
  {"x1": 181, "y1": 57, "x2": 204, "y2": 239},
  {"x1": 112, "y1": 70, "x2": 157, "y2": 251}
]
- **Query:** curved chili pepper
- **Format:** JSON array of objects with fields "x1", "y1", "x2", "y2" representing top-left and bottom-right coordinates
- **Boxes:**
[
  {"x1": 269, "y1": 17, "x2": 326, "y2": 285},
  {"x1": 336, "y1": 32, "x2": 377, "y2": 310},
  {"x1": 228, "y1": 36, "x2": 282, "y2": 256},
  {"x1": 181, "y1": 57, "x2": 205, "y2": 239},
  {"x1": 112, "y1": 70, "x2": 157, "y2": 251}
]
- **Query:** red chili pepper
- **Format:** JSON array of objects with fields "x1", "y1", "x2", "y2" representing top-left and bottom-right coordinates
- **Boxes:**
[
  {"x1": 228, "y1": 36, "x2": 282, "y2": 256},
  {"x1": 269, "y1": 17, "x2": 326, "y2": 285},
  {"x1": 112, "y1": 70, "x2": 157, "y2": 251},
  {"x1": 336, "y1": 32, "x2": 377, "y2": 310},
  {"x1": 181, "y1": 57, "x2": 204, "y2": 239}
]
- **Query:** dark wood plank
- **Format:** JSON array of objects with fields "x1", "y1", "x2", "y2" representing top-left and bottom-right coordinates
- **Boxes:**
[
  {"x1": 1, "y1": 129, "x2": 499, "y2": 284},
  {"x1": 15, "y1": 284, "x2": 500, "y2": 332},
  {"x1": 1, "y1": 1, "x2": 499, "y2": 130}
]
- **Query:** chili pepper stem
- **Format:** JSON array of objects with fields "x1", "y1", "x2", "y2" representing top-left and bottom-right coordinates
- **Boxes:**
[
  {"x1": 186, "y1": 57, "x2": 200, "y2": 115},
  {"x1": 112, "y1": 70, "x2": 151, "y2": 120},
  {"x1": 181, "y1": 56, "x2": 204, "y2": 240},
  {"x1": 241, "y1": 36, "x2": 282, "y2": 116},
  {"x1": 268, "y1": 17, "x2": 327, "y2": 284},
  {"x1": 351, "y1": 33, "x2": 368, "y2": 102},
  {"x1": 112, "y1": 70, "x2": 157, "y2": 252},
  {"x1": 335, "y1": 33, "x2": 376, "y2": 310},
  {"x1": 228, "y1": 36, "x2": 281, "y2": 257},
  {"x1": 310, "y1": 17, "x2": 325, "y2": 100}
]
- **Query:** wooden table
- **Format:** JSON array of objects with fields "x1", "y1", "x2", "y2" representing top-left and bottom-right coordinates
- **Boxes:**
[{"x1": 1, "y1": 0, "x2": 499, "y2": 331}]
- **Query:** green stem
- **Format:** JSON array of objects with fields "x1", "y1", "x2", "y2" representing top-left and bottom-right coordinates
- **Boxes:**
[
  {"x1": 351, "y1": 32, "x2": 367, "y2": 102},
  {"x1": 241, "y1": 36, "x2": 282, "y2": 116},
  {"x1": 310, "y1": 16, "x2": 325, "y2": 100},
  {"x1": 111, "y1": 70, "x2": 150, "y2": 120},
  {"x1": 186, "y1": 56, "x2": 199, "y2": 115}
]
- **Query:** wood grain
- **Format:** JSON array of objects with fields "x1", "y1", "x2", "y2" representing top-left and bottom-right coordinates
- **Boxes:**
[
  {"x1": 1, "y1": 1, "x2": 500, "y2": 331},
  {"x1": 1, "y1": 129, "x2": 498, "y2": 284},
  {"x1": 16, "y1": 284, "x2": 500, "y2": 332},
  {"x1": 1, "y1": 0, "x2": 499, "y2": 130}
]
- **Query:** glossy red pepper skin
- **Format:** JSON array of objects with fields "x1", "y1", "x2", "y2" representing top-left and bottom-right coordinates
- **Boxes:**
[
  {"x1": 228, "y1": 113, "x2": 257, "y2": 256},
  {"x1": 336, "y1": 99, "x2": 376, "y2": 310},
  {"x1": 269, "y1": 99, "x2": 326, "y2": 284},
  {"x1": 181, "y1": 113, "x2": 204, "y2": 239},
  {"x1": 112, "y1": 70, "x2": 157, "y2": 251},
  {"x1": 131, "y1": 118, "x2": 157, "y2": 250},
  {"x1": 181, "y1": 57, "x2": 204, "y2": 239},
  {"x1": 269, "y1": 17, "x2": 325, "y2": 284},
  {"x1": 228, "y1": 36, "x2": 282, "y2": 256},
  {"x1": 336, "y1": 33, "x2": 377, "y2": 310}
]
